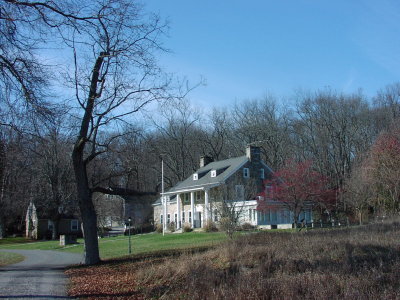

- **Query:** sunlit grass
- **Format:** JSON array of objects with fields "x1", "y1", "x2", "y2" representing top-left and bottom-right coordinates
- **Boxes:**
[
  {"x1": 0, "y1": 237, "x2": 35, "y2": 245},
  {"x1": 0, "y1": 232, "x2": 227, "y2": 259}
]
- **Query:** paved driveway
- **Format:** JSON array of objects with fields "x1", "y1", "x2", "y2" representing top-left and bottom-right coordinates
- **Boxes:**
[{"x1": 0, "y1": 250, "x2": 82, "y2": 299}]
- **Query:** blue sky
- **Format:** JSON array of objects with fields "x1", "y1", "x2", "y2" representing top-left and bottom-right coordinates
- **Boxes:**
[{"x1": 145, "y1": 0, "x2": 400, "y2": 108}]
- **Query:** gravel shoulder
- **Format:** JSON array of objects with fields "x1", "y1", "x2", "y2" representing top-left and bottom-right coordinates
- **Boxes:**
[{"x1": 0, "y1": 249, "x2": 82, "y2": 299}]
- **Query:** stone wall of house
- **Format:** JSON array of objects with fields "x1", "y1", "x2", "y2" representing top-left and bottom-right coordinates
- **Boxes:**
[{"x1": 223, "y1": 160, "x2": 268, "y2": 200}]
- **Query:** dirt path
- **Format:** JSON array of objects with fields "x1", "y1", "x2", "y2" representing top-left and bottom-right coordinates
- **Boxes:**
[{"x1": 0, "y1": 249, "x2": 82, "y2": 299}]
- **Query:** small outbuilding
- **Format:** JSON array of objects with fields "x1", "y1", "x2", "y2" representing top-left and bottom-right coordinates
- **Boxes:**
[{"x1": 25, "y1": 202, "x2": 82, "y2": 240}]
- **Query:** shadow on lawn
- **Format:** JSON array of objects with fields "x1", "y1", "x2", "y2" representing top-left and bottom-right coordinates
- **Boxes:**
[{"x1": 69, "y1": 245, "x2": 214, "y2": 269}]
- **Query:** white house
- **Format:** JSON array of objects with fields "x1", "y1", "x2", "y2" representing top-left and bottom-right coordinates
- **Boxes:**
[{"x1": 153, "y1": 145, "x2": 312, "y2": 231}]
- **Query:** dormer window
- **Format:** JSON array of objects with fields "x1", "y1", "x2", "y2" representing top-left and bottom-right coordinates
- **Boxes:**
[
  {"x1": 211, "y1": 170, "x2": 217, "y2": 177},
  {"x1": 243, "y1": 168, "x2": 250, "y2": 178},
  {"x1": 193, "y1": 173, "x2": 198, "y2": 180}
]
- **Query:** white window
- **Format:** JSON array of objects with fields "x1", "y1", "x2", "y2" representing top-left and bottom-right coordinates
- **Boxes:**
[
  {"x1": 235, "y1": 185, "x2": 244, "y2": 200},
  {"x1": 193, "y1": 173, "x2": 198, "y2": 180},
  {"x1": 260, "y1": 168, "x2": 265, "y2": 179},
  {"x1": 184, "y1": 193, "x2": 190, "y2": 204},
  {"x1": 160, "y1": 214, "x2": 163, "y2": 224},
  {"x1": 182, "y1": 211, "x2": 185, "y2": 223},
  {"x1": 167, "y1": 214, "x2": 171, "y2": 224},
  {"x1": 48, "y1": 220, "x2": 54, "y2": 231},
  {"x1": 71, "y1": 219, "x2": 79, "y2": 231},
  {"x1": 189, "y1": 212, "x2": 192, "y2": 223},
  {"x1": 211, "y1": 170, "x2": 217, "y2": 177},
  {"x1": 243, "y1": 168, "x2": 250, "y2": 178},
  {"x1": 214, "y1": 209, "x2": 218, "y2": 222},
  {"x1": 174, "y1": 213, "x2": 177, "y2": 224}
]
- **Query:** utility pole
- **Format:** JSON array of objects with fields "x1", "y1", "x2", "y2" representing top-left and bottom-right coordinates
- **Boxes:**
[{"x1": 162, "y1": 158, "x2": 165, "y2": 236}]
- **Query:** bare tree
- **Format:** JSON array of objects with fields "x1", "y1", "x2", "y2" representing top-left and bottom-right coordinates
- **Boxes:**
[
  {"x1": 0, "y1": 130, "x2": 32, "y2": 238},
  {"x1": 293, "y1": 90, "x2": 373, "y2": 211},
  {"x1": 198, "y1": 108, "x2": 231, "y2": 161},
  {"x1": 344, "y1": 157, "x2": 372, "y2": 225},
  {"x1": 149, "y1": 99, "x2": 203, "y2": 185},
  {"x1": 28, "y1": 119, "x2": 77, "y2": 240},
  {"x1": 67, "y1": 1, "x2": 188, "y2": 264},
  {"x1": 93, "y1": 193, "x2": 124, "y2": 231},
  {"x1": 229, "y1": 96, "x2": 292, "y2": 169},
  {"x1": 212, "y1": 179, "x2": 257, "y2": 238},
  {"x1": 0, "y1": 0, "x2": 99, "y2": 126},
  {"x1": 374, "y1": 82, "x2": 400, "y2": 123}
]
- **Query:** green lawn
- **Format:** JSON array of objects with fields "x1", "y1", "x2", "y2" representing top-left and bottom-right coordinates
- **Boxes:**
[
  {"x1": 0, "y1": 251, "x2": 25, "y2": 266},
  {"x1": 0, "y1": 237, "x2": 35, "y2": 245},
  {"x1": 0, "y1": 232, "x2": 227, "y2": 259}
]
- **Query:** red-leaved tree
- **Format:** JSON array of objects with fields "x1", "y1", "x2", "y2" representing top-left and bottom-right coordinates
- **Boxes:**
[{"x1": 257, "y1": 159, "x2": 334, "y2": 227}]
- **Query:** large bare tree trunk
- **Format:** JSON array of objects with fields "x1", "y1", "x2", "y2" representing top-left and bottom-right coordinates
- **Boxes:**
[
  {"x1": 72, "y1": 148, "x2": 100, "y2": 264},
  {"x1": 72, "y1": 53, "x2": 105, "y2": 265}
]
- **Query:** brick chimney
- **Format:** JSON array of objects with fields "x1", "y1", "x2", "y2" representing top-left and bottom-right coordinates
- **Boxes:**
[
  {"x1": 200, "y1": 155, "x2": 213, "y2": 168},
  {"x1": 246, "y1": 145, "x2": 261, "y2": 163}
]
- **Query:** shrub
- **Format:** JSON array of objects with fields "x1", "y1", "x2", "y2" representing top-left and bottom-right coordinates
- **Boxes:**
[
  {"x1": 182, "y1": 222, "x2": 192, "y2": 232},
  {"x1": 155, "y1": 223, "x2": 163, "y2": 233},
  {"x1": 218, "y1": 217, "x2": 238, "y2": 238},
  {"x1": 168, "y1": 221, "x2": 176, "y2": 232},
  {"x1": 203, "y1": 220, "x2": 218, "y2": 232},
  {"x1": 124, "y1": 223, "x2": 155, "y2": 235},
  {"x1": 240, "y1": 222, "x2": 255, "y2": 231}
]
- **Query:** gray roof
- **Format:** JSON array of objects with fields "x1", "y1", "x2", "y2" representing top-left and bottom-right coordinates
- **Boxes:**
[{"x1": 164, "y1": 155, "x2": 248, "y2": 194}]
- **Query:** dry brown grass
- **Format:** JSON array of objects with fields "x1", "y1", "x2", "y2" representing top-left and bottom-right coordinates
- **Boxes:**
[{"x1": 67, "y1": 222, "x2": 400, "y2": 299}]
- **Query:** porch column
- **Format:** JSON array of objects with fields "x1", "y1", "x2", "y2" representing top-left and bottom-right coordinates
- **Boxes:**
[
  {"x1": 163, "y1": 195, "x2": 168, "y2": 231},
  {"x1": 177, "y1": 193, "x2": 181, "y2": 229},
  {"x1": 190, "y1": 191, "x2": 195, "y2": 228},
  {"x1": 204, "y1": 188, "x2": 210, "y2": 227}
]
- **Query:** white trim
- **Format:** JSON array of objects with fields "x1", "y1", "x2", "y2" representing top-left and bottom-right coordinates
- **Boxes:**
[
  {"x1": 232, "y1": 200, "x2": 258, "y2": 206},
  {"x1": 190, "y1": 192, "x2": 195, "y2": 228},
  {"x1": 211, "y1": 170, "x2": 217, "y2": 177},
  {"x1": 161, "y1": 182, "x2": 222, "y2": 195},
  {"x1": 204, "y1": 188, "x2": 210, "y2": 223}
]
